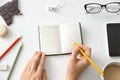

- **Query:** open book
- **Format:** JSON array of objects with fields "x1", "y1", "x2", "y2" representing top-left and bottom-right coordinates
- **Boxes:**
[{"x1": 39, "y1": 22, "x2": 83, "y2": 55}]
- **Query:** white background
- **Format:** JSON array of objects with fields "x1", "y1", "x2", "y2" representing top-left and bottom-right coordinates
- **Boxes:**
[{"x1": 1, "y1": 0, "x2": 120, "y2": 80}]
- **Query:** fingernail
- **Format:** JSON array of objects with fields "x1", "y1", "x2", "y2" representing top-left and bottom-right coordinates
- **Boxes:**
[{"x1": 35, "y1": 51, "x2": 38, "y2": 54}]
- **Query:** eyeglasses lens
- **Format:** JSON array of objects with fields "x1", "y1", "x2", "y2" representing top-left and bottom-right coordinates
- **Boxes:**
[
  {"x1": 86, "y1": 4, "x2": 101, "y2": 13},
  {"x1": 106, "y1": 3, "x2": 120, "y2": 13}
]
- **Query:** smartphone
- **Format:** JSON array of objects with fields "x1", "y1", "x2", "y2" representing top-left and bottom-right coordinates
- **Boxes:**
[{"x1": 107, "y1": 23, "x2": 120, "y2": 56}]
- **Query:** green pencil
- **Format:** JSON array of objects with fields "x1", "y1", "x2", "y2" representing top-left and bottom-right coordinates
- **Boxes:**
[{"x1": 7, "y1": 43, "x2": 23, "y2": 80}]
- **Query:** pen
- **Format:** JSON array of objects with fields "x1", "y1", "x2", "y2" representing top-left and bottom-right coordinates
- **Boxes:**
[
  {"x1": 73, "y1": 42, "x2": 104, "y2": 76},
  {"x1": 0, "y1": 35, "x2": 21, "y2": 60},
  {"x1": 7, "y1": 43, "x2": 23, "y2": 80}
]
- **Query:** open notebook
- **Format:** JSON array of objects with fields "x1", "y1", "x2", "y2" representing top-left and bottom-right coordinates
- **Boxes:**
[{"x1": 38, "y1": 22, "x2": 83, "y2": 55}]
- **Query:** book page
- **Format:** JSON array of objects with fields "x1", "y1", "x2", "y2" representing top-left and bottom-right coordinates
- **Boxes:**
[
  {"x1": 59, "y1": 23, "x2": 82, "y2": 53},
  {"x1": 40, "y1": 25, "x2": 61, "y2": 54}
]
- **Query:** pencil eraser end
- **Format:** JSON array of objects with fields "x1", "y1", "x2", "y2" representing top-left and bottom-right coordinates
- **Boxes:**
[{"x1": 0, "y1": 65, "x2": 9, "y2": 71}]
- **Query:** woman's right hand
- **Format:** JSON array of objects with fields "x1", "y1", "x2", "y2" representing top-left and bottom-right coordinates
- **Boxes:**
[{"x1": 66, "y1": 44, "x2": 91, "y2": 80}]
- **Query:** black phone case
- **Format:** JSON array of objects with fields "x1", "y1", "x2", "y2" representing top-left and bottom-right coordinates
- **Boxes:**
[{"x1": 107, "y1": 23, "x2": 120, "y2": 56}]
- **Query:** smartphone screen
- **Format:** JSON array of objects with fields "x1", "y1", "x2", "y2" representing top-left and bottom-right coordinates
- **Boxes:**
[{"x1": 107, "y1": 23, "x2": 120, "y2": 56}]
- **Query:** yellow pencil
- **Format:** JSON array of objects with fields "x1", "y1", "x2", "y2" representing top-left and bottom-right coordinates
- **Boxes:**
[{"x1": 73, "y1": 42, "x2": 104, "y2": 76}]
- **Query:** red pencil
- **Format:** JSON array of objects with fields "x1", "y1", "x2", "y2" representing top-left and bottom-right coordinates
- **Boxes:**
[{"x1": 0, "y1": 35, "x2": 21, "y2": 60}]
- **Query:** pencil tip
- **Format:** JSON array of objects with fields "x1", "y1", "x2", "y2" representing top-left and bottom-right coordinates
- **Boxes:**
[
  {"x1": 72, "y1": 42, "x2": 79, "y2": 47},
  {"x1": 21, "y1": 42, "x2": 23, "y2": 46},
  {"x1": 19, "y1": 35, "x2": 22, "y2": 38}
]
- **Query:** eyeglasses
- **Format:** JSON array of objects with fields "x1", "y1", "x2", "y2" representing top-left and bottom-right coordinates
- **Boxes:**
[{"x1": 84, "y1": 2, "x2": 120, "y2": 14}]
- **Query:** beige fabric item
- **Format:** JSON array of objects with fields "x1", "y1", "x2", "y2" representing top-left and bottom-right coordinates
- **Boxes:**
[{"x1": 0, "y1": 24, "x2": 8, "y2": 37}]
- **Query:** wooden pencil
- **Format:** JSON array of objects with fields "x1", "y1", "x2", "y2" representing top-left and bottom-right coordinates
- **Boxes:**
[{"x1": 7, "y1": 43, "x2": 23, "y2": 80}]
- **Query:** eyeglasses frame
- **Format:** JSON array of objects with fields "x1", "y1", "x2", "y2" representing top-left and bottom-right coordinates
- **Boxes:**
[{"x1": 84, "y1": 2, "x2": 120, "y2": 14}]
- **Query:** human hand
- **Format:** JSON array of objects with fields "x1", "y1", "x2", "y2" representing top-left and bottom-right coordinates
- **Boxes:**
[
  {"x1": 66, "y1": 44, "x2": 91, "y2": 80},
  {"x1": 20, "y1": 51, "x2": 47, "y2": 80}
]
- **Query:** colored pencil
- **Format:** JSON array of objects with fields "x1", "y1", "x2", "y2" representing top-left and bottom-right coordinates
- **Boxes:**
[
  {"x1": 7, "y1": 43, "x2": 23, "y2": 80},
  {"x1": 73, "y1": 42, "x2": 104, "y2": 76},
  {"x1": 0, "y1": 35, "x2": 21, "y2": 60}
]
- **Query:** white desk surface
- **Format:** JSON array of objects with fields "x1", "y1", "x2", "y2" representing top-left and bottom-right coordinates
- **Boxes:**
[{"x1": 1, "y1": 0, "x2": 120, "y2": 80}]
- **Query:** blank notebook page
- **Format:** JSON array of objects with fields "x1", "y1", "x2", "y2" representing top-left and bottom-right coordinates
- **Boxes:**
[
  {"x1": 40, "y1": 25, "x2": 61, "y2": 54},
  {"x1": 59, "y1": 23, "x2": 82, "y2": 53}
]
